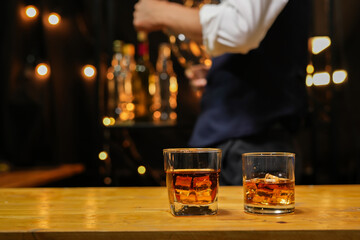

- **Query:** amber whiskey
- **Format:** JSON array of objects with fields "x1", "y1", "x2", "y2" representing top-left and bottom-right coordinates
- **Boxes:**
[
  {"x1": 244, "y1": 174, "x2": 295, "y2": 213},
  {"x1": 166, "y1": 169, "x2": 219, "y2": 215}
]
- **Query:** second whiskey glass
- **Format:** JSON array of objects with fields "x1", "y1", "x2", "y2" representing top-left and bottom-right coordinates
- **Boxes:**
[{"x1": 242, "y1": 152, "x2": 295, "y2": 214}]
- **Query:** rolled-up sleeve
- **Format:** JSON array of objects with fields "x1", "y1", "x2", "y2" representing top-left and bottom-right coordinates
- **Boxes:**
[{"x1": 200, "y1": 0, "x2": 288, "y2": 57}]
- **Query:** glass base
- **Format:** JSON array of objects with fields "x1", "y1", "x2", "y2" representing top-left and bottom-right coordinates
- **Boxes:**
[
  {"x1": 244, "y1": 204, "x2": 294, "y2": 215},
  {"x1": 170, "y1": 202, "x2": 218, "y2": 216}
]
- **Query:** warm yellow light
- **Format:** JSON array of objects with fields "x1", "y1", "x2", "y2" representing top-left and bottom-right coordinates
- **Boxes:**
[
  {"x1": 137, "y1": 165, "x2": 146, "y2": 175},
  {"x1": 98, "y1": 151, "x2": 108, "y2": 160},
  {"x1": 25, "y1": 6, "x2": 38, "y2": 18},
  {"x1": 149, "y1": 83, "x2": 156, "y2": 95},
  {"x1": 109, "y1": 117, "x2": 116, "y2": 125},
  {"x1": 169, "y1": 35, "x2": 176, "y2": 44},
  {"x1": 82, "y1": 65, "x2": 96, "y2": 80},
  {"x1": 189, "y1": 41, "x2": 201, "y2": 57},
  {"x1": 311, "y1": 36, "x2": 331, "y2": 55},
  {"x1": 36, "y1": 64, "x2": 48, "y2": 76},
  {"x1": 306, "y1": 64, "x2": 314, "y2": 74},
  {"x1": 313, "y1": 72, "x2": 330, "y2": 86},
  {"x1": 128, "y1": 112, "x2": 135, "y2": 120},
  {"x1": 153, "y1": 111, "x2": 161, "y2": 120},
  {"x1": 103, "y1": 117, "x2": 111, "y2": 126},
  {"x1": 126, "y1": 103, "x2": 135, "y2": 112},
  {"x1": 306, "y1": 75, "x2": 313, "y2": 87},
  {"x1": 170, "y1": 112, "x2": 177, "y2": 120},
  {"x1": 48, "y1": 13, "x2": 60, "y2": 25},
  {"x1": 107, "y1": 72, "x2": 114, "y2": 80},
  {"x1": 169, "y1": 97, "x2": 177, "y2": 108},
  {"x1": 120, "y1": 112, "x2": 129, "y2": 121},
  {"x1": 204, "y1": 59, "x2": 212, "y2": 67},
  {"x1": 169, "y1": 76, "x2": 178, "y2": 93},
  {"x1": 35, "y1": 63, "x2": 50, "y2": 79},
  {"x1": 83, "y1": 65, "x2": 96, "y2": 77},
  {"x1": 178, "y1": 57, "x2": 186, "y2": 66},
  {"x1": 332, "y1": 70, "x2": 347, "y2": 84}
]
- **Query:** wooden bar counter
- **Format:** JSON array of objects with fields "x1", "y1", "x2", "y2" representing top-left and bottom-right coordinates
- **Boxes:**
[{"x1": 0, "y1": 185, "x2": 360, "y2": 240}]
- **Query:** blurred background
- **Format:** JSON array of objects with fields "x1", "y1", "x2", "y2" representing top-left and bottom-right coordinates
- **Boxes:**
[{"x1": 0, "y1": 0, "x2": 359, "y2": 187}]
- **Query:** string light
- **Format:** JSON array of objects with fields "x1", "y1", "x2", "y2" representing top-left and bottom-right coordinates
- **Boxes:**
[
  {"x1": 25, "y1": 5, "x2": 38, "y2": 19},
  {"x1": 35, "y1": 63, "x2": 50, "y2": 79},
  {"x1": 48, "y1": 13, "x2": 61, "y2": 25},
  {"x1": 81, "y1": 64, "x2": 96, "y2": 80}
]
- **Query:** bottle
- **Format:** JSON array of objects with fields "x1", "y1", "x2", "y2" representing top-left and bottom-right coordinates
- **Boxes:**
[
  {"x1": 153, "y1": 43, "x2": 178, "y2": 122},
  {"x1": 106, "y1": 40, "x2": 123, "y2": 119},
  {"x1": 135, "y1": 31, "x2": 155, "y2": 121},
  {"x1": 121, "y1": 43, "x2": 148, "y2": 122}
]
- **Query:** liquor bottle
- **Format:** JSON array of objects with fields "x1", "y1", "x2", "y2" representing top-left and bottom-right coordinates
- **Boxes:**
[
  {"x1": 153, "y1": 43, "x2": 178, "y2": 122},
  {"x1": 106, "y1": 40, "x2": 123, "y2": 119},
  {"x1": 135, "y1": 31, "x2": 155, "y2": 121},
  {"x1": 121, "y1": 43, "x2": 148, "y2": 122}
]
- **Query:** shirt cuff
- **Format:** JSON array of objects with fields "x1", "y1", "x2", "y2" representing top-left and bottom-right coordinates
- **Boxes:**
[{"x1": 199, "y1": 4, "x2": 224, "y2": 56}]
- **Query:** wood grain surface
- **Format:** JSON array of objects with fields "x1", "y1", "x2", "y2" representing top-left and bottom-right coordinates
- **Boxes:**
[
  {"x1": 0, "y1": 164, "x2": 84, "y2": 187},
  {"x1": 0, "y1": 185, "x2": 359, "y2": 239}
]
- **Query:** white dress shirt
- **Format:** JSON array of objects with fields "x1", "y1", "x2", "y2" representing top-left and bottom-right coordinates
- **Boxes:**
[{"x1": 199, "y1": 0, "x2": 288, "y2": 57}]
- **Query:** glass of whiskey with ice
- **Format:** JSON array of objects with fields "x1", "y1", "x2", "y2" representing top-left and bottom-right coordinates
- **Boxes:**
[
  {"x1": 242, "y1": 152, "x2": 295, "y2": 214},
  {"x1": 164, "y1": 148, "x2": 221, "y2": 216}
]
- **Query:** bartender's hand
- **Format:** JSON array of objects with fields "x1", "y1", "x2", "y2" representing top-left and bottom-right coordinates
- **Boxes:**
[
  {"x1": 185, "y1": 64, "x2": 210, "y2": 92},
  {"x1": 133, "y1": 0, "x2": 167, "y2": 32},
  {"x1": 133, "y1": 0, "x2": 202, "y2": 42}
]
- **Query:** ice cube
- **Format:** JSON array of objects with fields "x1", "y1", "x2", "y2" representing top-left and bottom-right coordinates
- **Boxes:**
[
  {"x1": 193, "y1": 176, "x2": 211, "y2": 190},
  {"x1": 271, "y1": 189, "x2": 294, "y2": 205},
  {"x1": 175, "y1": 176, "x2": 192, "y2": 189},
  {"x1": 175, "y1": 176, "x2": 192, "y2": 203},
  {"x1": 193, "y1": 176, "x2": 213, "y2": 203},
  {"x1": 265, "y1": 173, "x2": 279, "y2": 183}
]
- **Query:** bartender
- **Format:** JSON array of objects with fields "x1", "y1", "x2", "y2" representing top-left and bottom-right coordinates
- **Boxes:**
[{"x1": 133, "y1": 0, "x2": 308, "y2": 185}]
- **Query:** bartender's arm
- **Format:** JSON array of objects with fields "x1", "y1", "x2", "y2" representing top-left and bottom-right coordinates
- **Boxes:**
[{"x1": 133, "y1": 0, "x2": 288, "y2": 57}]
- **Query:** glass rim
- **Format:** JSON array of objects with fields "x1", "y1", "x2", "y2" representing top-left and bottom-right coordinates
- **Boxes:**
[
  {"x1": 163, "y1": 148, "x2": 221, "y2": 153},
  {"x1": 242, "y1": 152, "x2": 295, "y2": 157}
]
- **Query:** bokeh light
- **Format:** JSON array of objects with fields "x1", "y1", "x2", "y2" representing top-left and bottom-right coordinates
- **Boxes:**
[
  {"x1": 25, "y1": 5, "x2": 38, "y2": 19},
  {"x1": 35, "y1": 63, "x2": 50, "y2": 79},
  {"x1": 137, "y1": 166, "x2": 146, "y2": 175},
  {"x1": 98, "y1": 151, "x2": 108, "y2": 160},
  {"x1": 311, "y1": 36, "x2": 331, "y2": 55},
  {"x1": 48, "y1": 13, "x2": 61, "y2": 25},
  {"x1": 332, "y1": 70, "x2": 347, "y2": 84},
  {"x1": 81, "y1": 65, "x2": 96, "y2": 80}
]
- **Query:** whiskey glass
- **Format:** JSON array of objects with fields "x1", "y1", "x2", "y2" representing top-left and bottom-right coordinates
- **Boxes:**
[
  {"x1": 242, "y1": 152, "x2": 295, "y2": 214},
  {"x1": 164, "y1": 148, "x2": 221, "y2": 216}
]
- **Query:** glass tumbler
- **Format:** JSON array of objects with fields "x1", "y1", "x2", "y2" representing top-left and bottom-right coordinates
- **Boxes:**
[
  {"x1": 164, "y1": 148, "x2": 221, "y2": 216},
  {"x1": 242, "y1": 152, "x2": 295, "y2": 214}
]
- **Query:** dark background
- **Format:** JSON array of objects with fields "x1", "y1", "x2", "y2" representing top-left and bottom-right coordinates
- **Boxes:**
[{"x1": 0, "y1": 0, "x2": 359, "y2": 187}]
